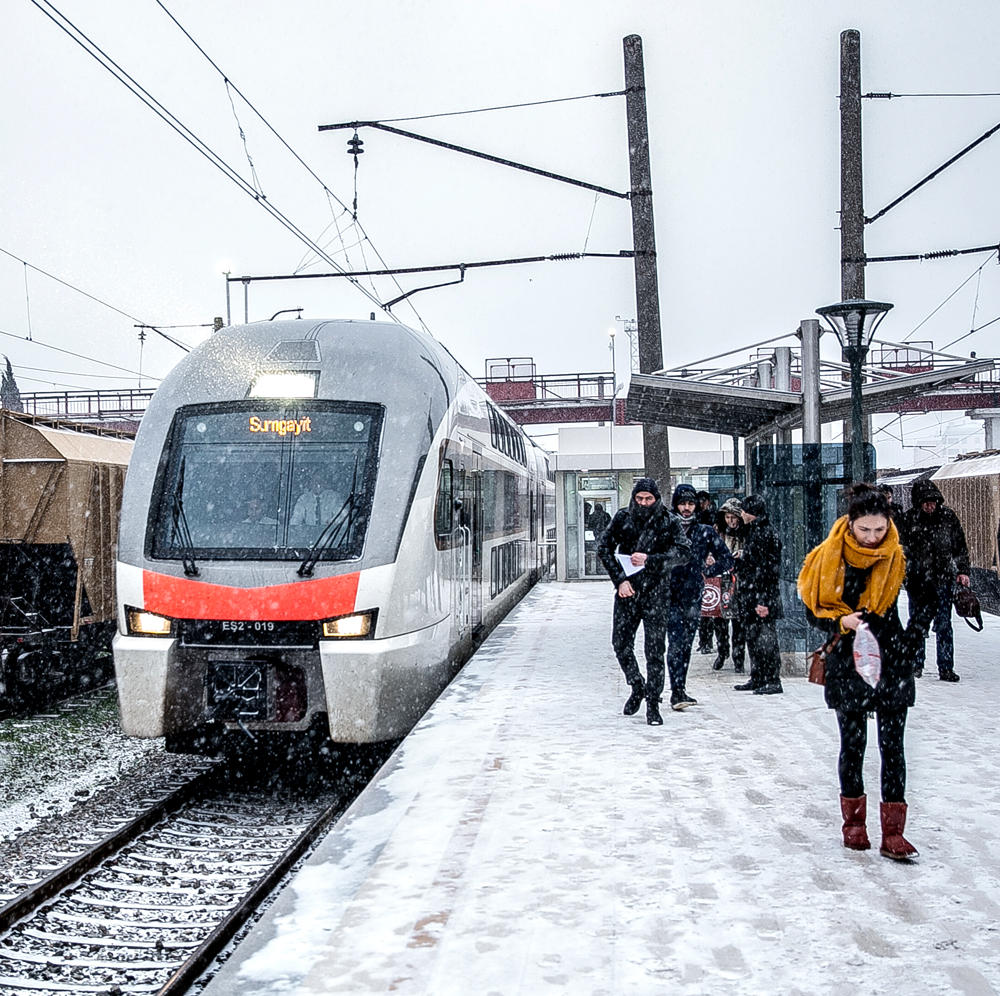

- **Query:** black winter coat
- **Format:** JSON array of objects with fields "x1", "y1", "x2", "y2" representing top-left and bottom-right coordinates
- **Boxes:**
[
  {"x1": 807, "y1": 563, "x2": 929, "y2": 713},
  {"x1": 735, "y1": 514, "x2": 783, "y2": 619},
  {"x1": 898, "y1": 504, "x2": 971, "y2": 591},
  {"x1": 597, "y1": 502, "x2": 691, "y2": 593},
  {"x1": 670, "y1": 521, "x2": 734, "y2": 615}
]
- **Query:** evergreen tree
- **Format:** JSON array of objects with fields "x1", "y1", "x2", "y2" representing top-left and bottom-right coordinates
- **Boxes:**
[{"x1": 1, "y1": 356, "x2": 23, "y2": 412}]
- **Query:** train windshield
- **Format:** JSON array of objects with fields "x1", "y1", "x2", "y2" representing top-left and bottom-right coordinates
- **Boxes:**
[{"x1": 149, "y1": 402, "x2": 383, "y2": 562}]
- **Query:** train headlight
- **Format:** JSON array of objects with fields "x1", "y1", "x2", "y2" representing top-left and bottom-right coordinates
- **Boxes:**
[
  {"x1": 126, "y1": 607, "x2": 175, "y2": 637},
  {"x1": 321, "y1": 611, "x2": 375, "y2": 639}
]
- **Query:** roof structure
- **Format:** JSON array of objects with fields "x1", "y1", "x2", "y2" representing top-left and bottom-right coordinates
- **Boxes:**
[{"x1": 624, "y1": 337, "x2": 998, "y2": 440}]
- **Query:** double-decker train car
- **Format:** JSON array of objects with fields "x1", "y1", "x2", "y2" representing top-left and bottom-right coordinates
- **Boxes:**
[
  {"x1": 113, "y1": 319, "x2": 554, "y2": 753},
  {"x1": 1, "y1": 411, "x2": 131, "y2": 712}
]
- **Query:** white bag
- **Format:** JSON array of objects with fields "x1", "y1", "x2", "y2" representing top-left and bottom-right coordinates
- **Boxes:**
[{"x1": 852, "y1": 622, "x2": 882, "y2": 688}]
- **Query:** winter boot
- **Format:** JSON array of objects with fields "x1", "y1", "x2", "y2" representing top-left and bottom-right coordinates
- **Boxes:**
[
  {"x1": 623, "y1": 681, "x2": 646, "y2": 716},
  {"x1": 646, "y1": 696, "x2": 663, "y2": 726},
  {"x1": 939, "y1": 670, "x2": 960, "y2": 682},
  {"x1": 839, "y1": 794, "x2": 871, "y2": 851},
  {"x1": 712, "y1": 654, "x2": 726, "y2": 670},
  {"x1": 879, "y1": 801, "x2": 919, "y2": 860},
  {"x1": 733, "y1": 661, "x2": 745, "y2": 674},
  {"x1": 670, "y1": 689, "x2": 696, "y2": 711}
]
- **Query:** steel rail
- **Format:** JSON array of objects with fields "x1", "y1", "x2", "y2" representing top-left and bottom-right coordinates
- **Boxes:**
[
  {"x1": 156, "y1": 791, "x2": 347, "y2": 994},
  {"x1": 0, "y1": 767, "x2": 218, "y2": 932}
]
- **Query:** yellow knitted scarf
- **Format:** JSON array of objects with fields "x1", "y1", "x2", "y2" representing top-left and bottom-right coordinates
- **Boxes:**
[{"x1": 797, "y1": 515, "x2": 906, "y2": 619}]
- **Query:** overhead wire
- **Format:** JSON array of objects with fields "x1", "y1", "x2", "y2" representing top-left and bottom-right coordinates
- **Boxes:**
[
  {"x1": 903, "y1": 255, "x2": 995, "y2": 341},
  {"x1": 0, "y1": 244, "x2": 190, "y2": 350},
  {"x1": 376, "y1": 89, "x2": 628, "y2": 124},
  {"x1": 0, "y1": 326, "x2": 150, "y2": 377},
  {"x1": 16, "y1": 363, "x2": 161, "y2": 382},
  {"x1": 29, "y1": 0, "x2": 391, "y2": 320},
  {"x1": 151, "y1": 0, "x2": 430, "y2": 331}
]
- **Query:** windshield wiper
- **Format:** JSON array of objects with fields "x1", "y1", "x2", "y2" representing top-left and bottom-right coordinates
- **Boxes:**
[
  {"x1": 170, "y1": 458, "x2": 200, "y2": 577},
  {"x1": 297, "y1": 459, "x2": 361, "y2": 577}
]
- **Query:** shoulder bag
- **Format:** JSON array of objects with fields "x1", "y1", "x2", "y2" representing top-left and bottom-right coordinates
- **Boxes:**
[{"x1": 807, "y1": 634, "x2": 840, "y2": 686}]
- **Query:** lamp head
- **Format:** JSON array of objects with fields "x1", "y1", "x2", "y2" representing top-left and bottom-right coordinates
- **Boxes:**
[{"x1": 816, "y1": 299, "x2": 893, "y2": 350}]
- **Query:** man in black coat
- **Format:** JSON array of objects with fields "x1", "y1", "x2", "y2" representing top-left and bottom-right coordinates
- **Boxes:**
[
  {"x1": 597, "y1": 477, "x2": 691, "y2": 725},
  {"x1": 733, "y1": 494, "x2": 784, "y2": 694},
  {"x1": 695, "y1": 491, "x2": 718, "y2": 653},
  {"x1": 667, "y1": 484, "x2": 734, "y2": 710},
  {"x1": 897, "y1": 479, "x2": 971, "y2": 681}
]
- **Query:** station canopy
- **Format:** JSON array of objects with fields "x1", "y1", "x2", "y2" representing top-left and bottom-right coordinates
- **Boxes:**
[{"x1": 624, "y1": 338, "x2": 997, "y2": 439}]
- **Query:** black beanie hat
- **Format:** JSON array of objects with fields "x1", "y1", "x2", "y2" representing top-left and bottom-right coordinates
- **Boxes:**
[
  {"x1": 672, "y1": 483, "x2": 698, "y2": 509},
  {"x1": 742, "y1": 494, "x2": 767, "y2": 517},
  {"x1": 631, "y1": 477, "x2": 660, "y2": 500}
]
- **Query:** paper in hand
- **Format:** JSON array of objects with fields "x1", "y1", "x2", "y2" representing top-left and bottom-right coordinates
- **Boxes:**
[{"x1": 616, "y1": 553, "x2": 644, "y2": 577}]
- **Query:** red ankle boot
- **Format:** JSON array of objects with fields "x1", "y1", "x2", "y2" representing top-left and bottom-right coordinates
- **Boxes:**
[
  {"x1": 840, "y1": 795, "x2": 871, "y2": 850},
  {"x1": 879, "y1": 801, "x2": 918, "y2": 860}
]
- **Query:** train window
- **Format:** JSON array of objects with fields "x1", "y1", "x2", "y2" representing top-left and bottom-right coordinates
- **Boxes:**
[
  {"x1": 149, "y1": 401, "x2": 383, "y2": 562},
  {"x1": 435, "y1": 459, "x2": 453, "y2": 537}
]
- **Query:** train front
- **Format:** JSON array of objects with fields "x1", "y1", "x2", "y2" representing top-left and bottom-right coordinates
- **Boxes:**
[{"x1": 113, "y1": 319, "x2": 454, "y2": 753}]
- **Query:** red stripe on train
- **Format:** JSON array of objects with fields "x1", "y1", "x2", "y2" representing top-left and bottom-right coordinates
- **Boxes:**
[{"x1": 142, "y1": 570, "x2": 360, "y2": 621}]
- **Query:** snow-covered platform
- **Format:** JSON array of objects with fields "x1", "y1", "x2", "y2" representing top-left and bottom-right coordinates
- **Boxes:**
[{"x1": 205, "y1": 582, "x2": 1000, "y2": 995}]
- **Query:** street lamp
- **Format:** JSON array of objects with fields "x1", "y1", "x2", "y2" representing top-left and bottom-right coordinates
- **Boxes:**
[
  {"x1": 816, "y1": 298, "x2": 893, "y2": 484},
  {"x1": 608, "y1": 327, "x2": 617, "y2": 469}
]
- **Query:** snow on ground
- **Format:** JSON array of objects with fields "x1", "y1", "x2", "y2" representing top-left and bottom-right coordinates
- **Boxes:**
[
  {"x1": 0, "y1": 688, "x2": 164, "y2": 842},
  {"x1": 205, "y1": 581, "x2": 1000, "y2": 996}
]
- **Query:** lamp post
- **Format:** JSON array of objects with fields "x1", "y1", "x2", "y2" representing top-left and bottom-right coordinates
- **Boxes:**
[
  {"x1": 608, "y1": 327, "x2": 617, "y2": 469},
  {"x1": 816, "y1": 298, "x2": 893, "y2": 484}
]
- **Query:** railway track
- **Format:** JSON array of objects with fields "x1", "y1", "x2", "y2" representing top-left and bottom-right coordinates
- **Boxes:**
[{"x1": 0, "y1": 753, "x2": 372, "y2": 995}]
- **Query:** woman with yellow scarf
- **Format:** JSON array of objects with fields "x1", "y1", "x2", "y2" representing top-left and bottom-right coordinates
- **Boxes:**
[{"x1": 798, "y1": 484, "x2": 931, "y2": 861}]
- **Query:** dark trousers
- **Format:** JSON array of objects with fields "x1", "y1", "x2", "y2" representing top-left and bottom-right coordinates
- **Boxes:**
[
  {"x1": 911, "y1": 581, "x2": 955, "y2": 673},
  {"x1": 743, "y1": 615, "x2": 781, "y2": 686},
  {"x1": 836, "y1": 708, "x2": 907, "y2": 802},
  {"x1": 666, "y1": 606, "x2": 700, "y2": 694},
  {"x1": 612, "y1": 591, "x2": 668, "y2": 700},
  {"x1": 697, "y1": 617, "x2": 714, "y2": 650},
  {"x1": 713, "y1": 617, "x2": 745, "y2": 664}
]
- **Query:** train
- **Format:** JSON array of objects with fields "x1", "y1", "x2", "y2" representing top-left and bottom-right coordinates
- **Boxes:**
[
  {"x1": 113, "y1": 318, "x2": 555, "y2": 754},
  {"x1": 0, "y1": 411, "x2": 132, "y2": 713}
]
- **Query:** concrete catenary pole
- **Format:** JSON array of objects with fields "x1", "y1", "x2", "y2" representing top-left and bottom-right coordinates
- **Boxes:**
[
  {"x1": 624, "y1": 34, "x2": 671, "y2": 489},
  {"x1": 840, "y1": 29, "x2": 865, "y2": 301},
  {"x1": 840, "y1": 29, "x2": 870, "y2": 453}
]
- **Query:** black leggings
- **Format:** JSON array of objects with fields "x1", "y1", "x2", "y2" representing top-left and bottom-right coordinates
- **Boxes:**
[{"x1": 836, "y1": 708, "x2": 907, "y2": 802}]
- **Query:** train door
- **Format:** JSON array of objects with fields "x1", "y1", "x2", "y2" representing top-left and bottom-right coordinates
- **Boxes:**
[
  {"x1": 469, "y1": 452, "x2": 484, "y2": 633},
  {"x1": 579, "y1": 490, "x2": 617, "y2": 578}
]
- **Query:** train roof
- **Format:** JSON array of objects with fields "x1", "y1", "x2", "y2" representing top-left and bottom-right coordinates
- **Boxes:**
[
  {"x1": 146, "y1": 319, "x2": 466, "y2": 411},
  {"x1": 932, "y1": 451, "x2": 1000, "y2": 481}
]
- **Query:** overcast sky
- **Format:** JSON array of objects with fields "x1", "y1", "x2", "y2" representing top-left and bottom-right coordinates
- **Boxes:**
[{"x1": 3, "y1": 1, "x2": 1000, "y2": 467}]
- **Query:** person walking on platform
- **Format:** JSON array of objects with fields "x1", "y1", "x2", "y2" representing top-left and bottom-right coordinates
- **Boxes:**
[
  {"x1": 695, "y1": 491, "x2": 718, "y2": 653},
  {"x1": 798, "y1": 483, "x2": 930, "y2": 860},
  {"x1": 712, "y1": 497, "x2": 747, "y2": 672},
  {"x1": 733, "y1": 494, "x2": 784, "y2": 695},
  {"x1": 898, "y1": 479, "x2": 971, "y2": 682},
  {"x1": 667, "y1": 484, "x2": 734, "y2": 710},
  {"x1": 598, "y1": 478, "x2": 691, "y2": 726}
]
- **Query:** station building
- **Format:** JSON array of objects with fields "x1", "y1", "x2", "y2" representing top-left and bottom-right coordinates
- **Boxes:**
[{"x1": 550, "y1": 424, "x2": 741, "y2": 581}]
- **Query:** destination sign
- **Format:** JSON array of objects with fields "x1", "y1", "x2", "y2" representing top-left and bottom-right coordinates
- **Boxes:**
[{"x1": 248, "y1": 416, "x2": 312, "y2": 436}]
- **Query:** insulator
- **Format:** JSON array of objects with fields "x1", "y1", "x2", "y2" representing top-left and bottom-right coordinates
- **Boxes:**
[{"x1": 347, "y1": 134, "x2": 364, "y2": 156}]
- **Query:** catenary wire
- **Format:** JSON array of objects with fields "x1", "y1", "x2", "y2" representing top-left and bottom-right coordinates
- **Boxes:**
[
  {"x1": 16, "y1": 364, "x2": 161, "y2": 381},
  {"x1": 0, "y1": 327, "x2": 149, "y2": 378},
  {"x1": 374, "y1": 89, "x2": 628, "y2": 124},
  {"x1": 0, "y1": 245, "x2": 190, "y2": 350},
  {"x1": 30, "y1": 0, "x2": 391, "y2": 320},
  {"x1": 152, "y1": 0, "x2": 429, "y2": 331},
  {"x1": 903, "y1": 255, "x2": 996, "y2": 341}
]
